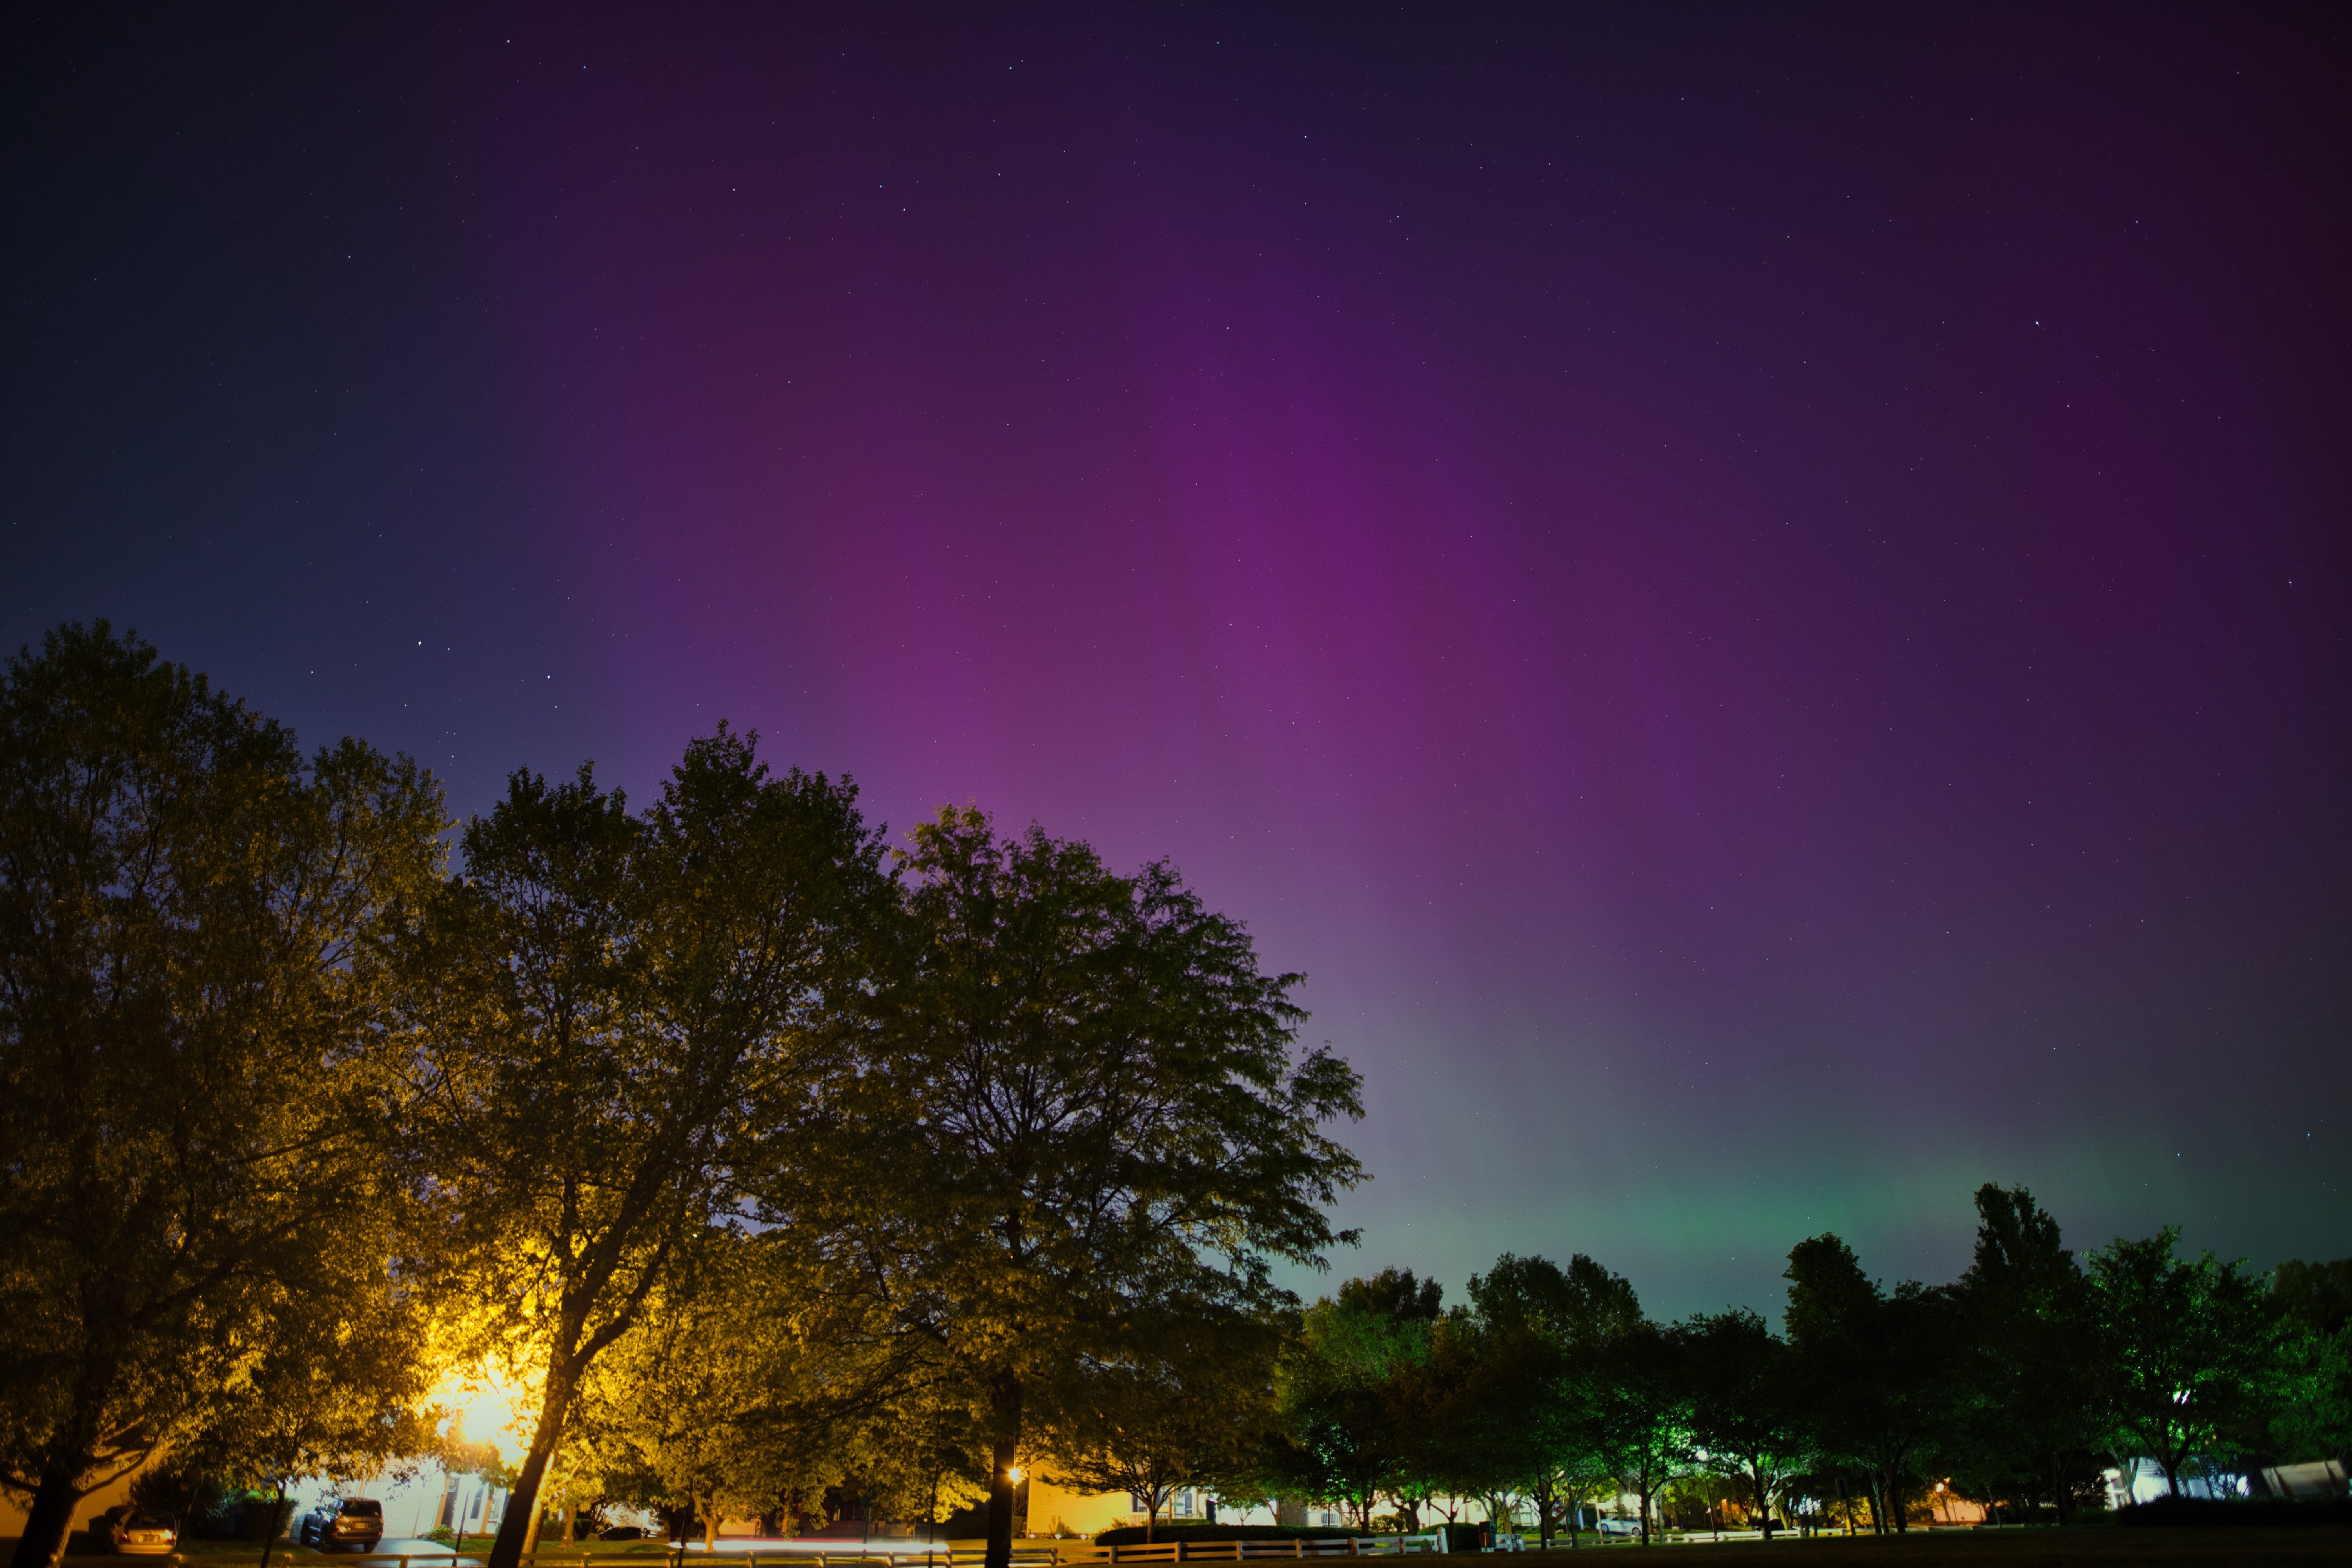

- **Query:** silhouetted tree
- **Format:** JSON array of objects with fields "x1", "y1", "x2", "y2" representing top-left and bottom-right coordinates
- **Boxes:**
[
  {"x1": 1783, "y1": 1235, "x2": 1958, "y2": 1532},
  {"x1": 1589, "y1": 1321, "x2": 1691, "y2": 1545},
  {"x1": 1462, "y1": 1252, "x2": 1642, "y2": 1547},
  {"x1": 1680, "y1": 1308, "x2": 1804, "y2": 1534},
  {"x1": 1949, "y1": 1185, "x2": 2103, "y2": 1521},
  {"x1": 837, "y1": 809, "x2": 1364, "y2": 1568}
]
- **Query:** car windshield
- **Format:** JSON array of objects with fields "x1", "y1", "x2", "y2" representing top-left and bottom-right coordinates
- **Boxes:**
[
  {"x1": 127, "y1": 1513, "x2": 175, "y2": 1529},
  {"x1": 340, "y1": 1502, "x2": 381, "y2": 1517}
]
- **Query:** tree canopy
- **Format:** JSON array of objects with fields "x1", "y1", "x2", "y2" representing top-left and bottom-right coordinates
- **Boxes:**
[
  {"x1": 9, "y1": 623, "x2": 2346, "y2": 1559},
  {"x1": 0, "y1": 624, "x2": 445, "y2": 1568},
  {"x1": 828, "y1": 808, "x2": 1364, "y2": 1568},
  {"x1": 399, "y1": 729, "x2": 895, "y2": 1568}
]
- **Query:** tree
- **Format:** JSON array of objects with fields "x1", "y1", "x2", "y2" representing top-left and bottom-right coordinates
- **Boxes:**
[
  {"x1": 836, "y1": 809, "x2": 1364, "y2": 1568},
  {"x1": 1467, "y1": 1254, "x2": 1641, "y2": 1350},
  {"x1": 1040, "y1": 1298, "x2": 1281, "y2": 1540},
  {"x1": 0, "y1": 624, "x2": 445, "y2": 1568},
  {"x1": 2268, "y1": 1258, "x2": 2352, "y2": 1471},
  {"x1": 1783, "y1": 1235, "x2": 1957, "y2": 1534},
  {"x1": 1277, "y1": 1274, "x2": 1438, "y2": 1529},
  {"x1": 1460, "y1": 1253, "x2": 1643, "y2": 1548},
  {"x1": 1679, "y1": 1308, "x2": 1803, "y2": 1535},
  {"x1": 1384, "y1": 1315, "x2": 1501, "y2": 1527},
  {"x1": 191, "y1": 1238, "x2": 440, "y2": 1568},
  {"x1": 592, "y1": 1232, "x2": 770, "y2": 1553},
  {"x1": 1589, "y1": 1321, "x2": 1691, "y2": 1545},
  {"x1": 2085, "y1": 1229, "x2": 2284, "y2": 1497},
  {"x1": 1949, "y1": 1185, "x2": 2103, "y2": 1522},
  {"x1": 400, "y1": 728, "x2": 893, "y2": 1568}
]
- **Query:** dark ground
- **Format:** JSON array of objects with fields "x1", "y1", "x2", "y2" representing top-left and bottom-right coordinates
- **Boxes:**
[{"x1": 1506, "y1": 1528, "x2": 2352, "y2": 1566}]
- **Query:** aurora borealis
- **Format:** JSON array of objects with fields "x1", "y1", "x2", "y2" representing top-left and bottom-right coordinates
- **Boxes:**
[{"x1": 4, "y1": 6, "x2": 2346, "y2": 1314}]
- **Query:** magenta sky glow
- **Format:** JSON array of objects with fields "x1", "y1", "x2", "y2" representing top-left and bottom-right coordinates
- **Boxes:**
[{"x1": 5, "y1": 5, "x2": 2347, "y2": 1315}]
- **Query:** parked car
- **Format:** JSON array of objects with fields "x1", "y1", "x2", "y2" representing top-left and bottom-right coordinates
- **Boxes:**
[
  {"x1": 106, "y1": 1508, "x2": 180, "y2": 1555},
  {"x1": 1594, "y1": 1516, "x2": 1642, "y2": 1538},
  {"x1": 598, "y1": 1527, "x2": 646, "y2": 1541},
  {"x1": 298, "y1": 1497, "x2": 384, "y2": 1552}
]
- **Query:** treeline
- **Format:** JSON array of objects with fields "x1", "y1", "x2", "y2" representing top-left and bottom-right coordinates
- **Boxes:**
[
  {"x1": 0, "y1": 627, "x2": 1363, "y2": 1568},
  {"x1": 4, "y1": 626, "x2": 2344, "y2": 1568},
  {"x1": 1270, "y1": 1197, "x2": 2351, "y2": 1545}
]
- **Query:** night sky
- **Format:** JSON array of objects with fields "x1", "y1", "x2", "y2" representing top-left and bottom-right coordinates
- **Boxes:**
[{"x1": 6, "y1": 5, "x2": 2348, "y2": 1318}]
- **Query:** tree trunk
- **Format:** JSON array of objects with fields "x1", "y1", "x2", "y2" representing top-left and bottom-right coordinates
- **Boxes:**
[
  {"x1": 983, "y1": 1374, "x2": 1024, "y2": 1568},
  {"x1": 257, "y1": 1479, "x2": 291, "y2": 1568},
  {"x1": 486, "y1": 1363, "x2": 580, "y2": 1568},
  {"x1": 9, "y1": 1469, "x2": 88, "y2": 1568}
]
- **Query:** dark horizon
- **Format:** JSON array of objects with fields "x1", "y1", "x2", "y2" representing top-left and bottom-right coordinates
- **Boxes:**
[{"x1": 4, "y1": 3, "x2": 2346, "y2": 1318}]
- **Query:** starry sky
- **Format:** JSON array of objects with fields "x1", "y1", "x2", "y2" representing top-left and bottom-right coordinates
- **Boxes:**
[{"x1": 5, "y1": 4, "x2": 2347, "y2": 1318}]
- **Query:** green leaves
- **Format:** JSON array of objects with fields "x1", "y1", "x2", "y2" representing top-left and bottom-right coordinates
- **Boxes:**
[
  {"x1": 2, "y1": 628, "x2": 1372, "y2": 1568},
  {"x1": 819, "y1": 807, "x2": 1364, "y2": 1568},
  {"x1": 399, "y1": 730, "x2": 895, "y2": 1568},
  {"x1": 0, "y1": 622, "x2": 448, "y2": 1568},
  {"x1": 2085, "y1": 1229, "x2": 2286, "y2": 1493}
]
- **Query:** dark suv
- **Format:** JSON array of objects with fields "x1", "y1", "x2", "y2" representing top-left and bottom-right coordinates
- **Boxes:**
[{"x1": 298, "y1": 1498, "x2": 383, "y2": 1552}]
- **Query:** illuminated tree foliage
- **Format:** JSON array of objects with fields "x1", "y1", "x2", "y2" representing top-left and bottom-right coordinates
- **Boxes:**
[
  {"x1": 1275, "y1": 1272, "x2": 1439, "y2": 1529},
  {"x1": 18, "y1": 624, "x2": 2349, "y2": 1552},
  {"x1": 2085, "y1": 1229, "x2": 2284, "y2": 1497},
  {"x1": 1038, "y1": 1297, "x2": 1282, "y2": 1540},
  {"x1": 398, "y1": 728, "x2": 893, "y2": 1568},
  {"x1": 0, "y1": 624, "x2": 445, "y2": 1568}
]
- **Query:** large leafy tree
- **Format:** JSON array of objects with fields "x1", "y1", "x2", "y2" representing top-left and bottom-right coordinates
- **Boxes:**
[
  {"x1": 400, "y1": 728, "x2": 893, "y2": 1568},
  {"x1": 1949, "y1": 1185, "x2": 2103, "y2": 1521},
  {"x1": 839, "y1": 809, "x2": 1363, "y2": 1568},
  {"x1": 1679, "y1": 1308, "x2": 1804, "y2": 1534},
  {"x1": 2268, "y1": 1258, "x2": 2352, "y2": 1471},
  {"x1": 189, "y1": 1234, "x2": 441, "y2": 1568},
  {"x1": 2085, "y1": 1229, "x2": 2284, "y2": 1495},
  {"x1": 1461, "y1": 1252, "x2": 1643, "y2": 1547},
  {"x1": 589, "y1": 1232, "x2": 775, "y2": 1553},
  {"x1": 1783, "y1": 1235, "x2": 1957, "y2": 1534},
  {"x1": 1589, "y1": 1320, "x2": 1691, "y2": 1545},
  {"x1": 1039, "y1": 1297, "x2": 1281, "y2": 1539},
  {"x1": 1383, "y1": 1314, "x2": 1503, "y2": 1528},
  {"x1": 0, "y1": 624, "x2": 445, "y2": 1568},
  {"x1": 1277, "y1": 1272, "x2": 1439, "y2": 1529}
]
